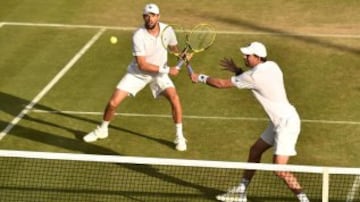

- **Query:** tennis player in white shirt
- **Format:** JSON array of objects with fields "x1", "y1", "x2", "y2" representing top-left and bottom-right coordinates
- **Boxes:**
[
  {"x1": 83, "y1": 3, "x2": 187, "y2": 151},
  {"x1": 190, "y1": 41, "x2": 310, "y2": 202}
]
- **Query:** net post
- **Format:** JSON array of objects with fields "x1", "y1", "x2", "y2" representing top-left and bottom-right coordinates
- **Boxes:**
[{"x1": 322, "y1": 167, "x2": 329, "y2": 202}]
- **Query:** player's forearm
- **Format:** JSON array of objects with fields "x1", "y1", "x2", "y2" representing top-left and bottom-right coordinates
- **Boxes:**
[
  {"x1": 138, "y1": 63, "x2": 160, "y2": 73},
  {"x1": 206, "y1": 77, "x2": 233, "y2": 88},
  {"x1": 136, "y1": 58, "x2": 167, "y2": 74},
  {"x1": 134, "y1": 56, "x2": 162, "y2": 73},
  {"x1": 196, "y1": 74, "x2": 233, "y2": 88}
]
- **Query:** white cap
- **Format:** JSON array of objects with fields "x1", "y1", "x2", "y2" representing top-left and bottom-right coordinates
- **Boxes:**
[
  {"x1": 143, "y1": 3, "x2": 160, "y2": 15},
  {"x1": 240, "y1": 41, "x2": 267, "y2": 58}
]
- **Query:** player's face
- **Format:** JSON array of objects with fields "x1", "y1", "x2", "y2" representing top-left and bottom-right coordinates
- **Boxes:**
[
  {"x1": 243, "y1": 54, "x2": 260, "y2": 67},
  {"x1": 143, "y1": 13, "x2": 160, "y2": 30}
]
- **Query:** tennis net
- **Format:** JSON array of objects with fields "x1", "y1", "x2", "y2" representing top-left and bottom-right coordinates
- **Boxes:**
[{"x1": 0, "y1": 149, "x2": 359, "y2": 202}]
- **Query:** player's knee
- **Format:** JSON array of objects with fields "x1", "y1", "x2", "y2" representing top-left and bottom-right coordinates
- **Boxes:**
[
  {"x1": 108, "y1": 99, "x2": 119, "y2": 110},
  {"x1": 168, "y1": 93, "x2": 180, "y2": 104}
]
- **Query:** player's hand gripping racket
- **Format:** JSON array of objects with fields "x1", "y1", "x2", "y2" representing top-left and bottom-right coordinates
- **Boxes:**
[{"x1": 161, "y1": 24, "x2": 216, "y2": 74}]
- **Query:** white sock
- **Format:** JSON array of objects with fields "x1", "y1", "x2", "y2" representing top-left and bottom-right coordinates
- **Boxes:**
[
  {"x1": 175, "y1": 123, "x2": 184, "y2": 138},
  {"x1": 297, "y1": 192, "x2": 310, "y2": 202},
  {"x1": 100, "y1": 121, "x2": 110, "y2": 129}
]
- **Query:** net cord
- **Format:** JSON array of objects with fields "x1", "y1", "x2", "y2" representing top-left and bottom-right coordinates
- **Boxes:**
[{"x1": 1, "y1": 149, "x2": 360, "y2": 175}]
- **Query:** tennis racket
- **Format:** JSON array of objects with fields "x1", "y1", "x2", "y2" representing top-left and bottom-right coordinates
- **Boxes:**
[
  {"x1": 161, "y1": 24, "x2": 216, "y2": 74},
  {"x1": 160, "y1": 24, "x2": 188, "y2": 69},
  {"x1": 181, "y1": 23, "x2": 216, "y2": 74}
]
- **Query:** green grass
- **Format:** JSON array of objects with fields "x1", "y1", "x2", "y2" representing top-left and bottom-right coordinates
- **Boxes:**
[{"x1": 0, "y1": 1, "x2": 360, "y2": 201}]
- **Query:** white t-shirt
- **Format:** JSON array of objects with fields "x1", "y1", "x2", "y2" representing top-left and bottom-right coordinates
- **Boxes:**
[
  {"x1": 127, "y1": 22, "x2": 177, "y2": 77},
  {"x1": 231, "y1": 61, "x2": 298, "y2": 126}
]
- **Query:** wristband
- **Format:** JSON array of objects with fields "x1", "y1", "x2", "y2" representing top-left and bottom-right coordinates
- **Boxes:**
[
  {"x1": 159, "y1": 65, "x2": 170, "y2": 74},
  {"x1": 198, "y1": 74, "x2": 209, "y2": 83}
]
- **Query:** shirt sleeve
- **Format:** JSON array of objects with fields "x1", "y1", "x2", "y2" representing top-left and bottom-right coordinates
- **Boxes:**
[
  {"x1": 231, "y1": 71, "x2": 256, "y2": 89},
  {"x1": 168, "y1": 26, "x2": 178, "y2": 46},
  {"x1": 132, "y1": 30, "x2": 145, "y2": 56}
]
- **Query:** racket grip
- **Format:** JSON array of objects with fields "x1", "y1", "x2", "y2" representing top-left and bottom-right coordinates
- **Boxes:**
[
  {"x1": 186, "y1": 64, "x2": 194, "y2": 74},
  {"x1": 176, "y1": 60, "x2": 185, "y2": 70}
]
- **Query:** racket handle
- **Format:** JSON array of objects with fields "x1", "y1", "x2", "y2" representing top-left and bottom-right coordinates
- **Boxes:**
[
  {"x1": 186, "y1": 64, "x2": 194, "y2": 74},
  {"x1": 176, "y1": 60, "x2": 185, "y2": 70}
]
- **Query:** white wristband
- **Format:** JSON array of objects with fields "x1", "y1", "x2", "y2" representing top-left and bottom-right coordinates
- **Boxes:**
[
  {"x1": 198, "y1": 74, "x2": 209, "y2": 83},
  {"x1": 159, "y1": 65, "x2": 170, "y2": 74}
]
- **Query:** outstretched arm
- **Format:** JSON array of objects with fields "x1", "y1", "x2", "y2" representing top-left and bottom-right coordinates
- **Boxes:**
[{"x1": 190, "y1": 73, "x2": 234, "y2": 89}]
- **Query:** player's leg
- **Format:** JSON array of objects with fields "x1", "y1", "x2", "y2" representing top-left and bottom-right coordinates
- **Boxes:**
[
  {"x1": 151, "y1": 75, "x2": 186, "y2": 151},
  {"x1": 273, "y1": 155, "x2": 302, "y2": 192},
  {"x1": 273, "y1": 155, "x2": 309, "y2": 202},
  {"x1": 273, "y1": 114, "x2": 309, "y2": 202},
  {"x1": 103, "y1": 89, "x2": 129, "y2": 122},
  {"x1": 243, "y1": 138, "x2": 272, "y2": 180},
  {"x1": 162, "y1": 87, "x2": 186, "y2": 151},
  {"x1": 83, "y1": 89, "x2": 128, "y2": 143},
  {"x1": 240, "y1": 123, "x2": 274, "y2": 185},
  {"x1": 162, "y1": 87, "x2": 182, "y2": 124},
  {"x1": 83, "y1": 73, "x2": 150, "y2": 143},
  {"x1": 217, "y1": 124, "x2": 273, "y2": 202}
]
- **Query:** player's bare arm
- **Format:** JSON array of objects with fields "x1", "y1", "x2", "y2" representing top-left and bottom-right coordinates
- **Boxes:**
[
  {"x1": 135, "y1": 55, "x2": 179, "y2": 76},
  {"x1": 135, "y1": 56, "x2": 159, "y2": 73},
  {"x1": 191, "y1": 73, "x2": 234, "y2": 88}
]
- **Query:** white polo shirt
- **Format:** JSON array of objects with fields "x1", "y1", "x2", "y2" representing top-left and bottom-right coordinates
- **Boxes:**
[
  {"x1": 127, "y1": 22, "x2": 177, "y2": 76},
  {"x1": 231, "y1": 61, "x2": 298, "y2": 126}
]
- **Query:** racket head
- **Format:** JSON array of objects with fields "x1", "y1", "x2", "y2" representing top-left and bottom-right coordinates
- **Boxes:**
[
  {"x1": 161, "y1": 24, "x2": 188, "y2": 57},
  {"x1": 187, "y1": 24, "x2": 216, "y2": 53}
]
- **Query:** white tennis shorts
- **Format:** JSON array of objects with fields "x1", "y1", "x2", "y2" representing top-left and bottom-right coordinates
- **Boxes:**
[
  {"x1": 261, "y1": 114, "x2": 301, "y2": 156},
  {"x1": 116, "y1": 72, "x2": 175, "y2": 98}
]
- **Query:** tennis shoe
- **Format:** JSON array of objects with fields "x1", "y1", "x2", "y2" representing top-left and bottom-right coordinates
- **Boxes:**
[
  {"x1": 83, "y1": 126, "x2": 108, "y2": 142},
  {"x1": 174, "y1": 137, "x2": 187, "y2": 151},
  {"x1": 216, "y1": 185, "x2": 247, "y2": 202}
]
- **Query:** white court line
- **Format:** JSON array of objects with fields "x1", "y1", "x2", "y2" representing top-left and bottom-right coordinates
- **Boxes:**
[
  {"x1": 3, "y1": 21, "x2": 135, "y2": 31},
  {"x1": 3, "y1": 21, "x2": 360, "y2": 39},
  {"x1": 0, "y1": 28, "x2": 106, "y2": 140},
  {"x1": 31, "y1": 109, "x2": 360, "y2": 125}
]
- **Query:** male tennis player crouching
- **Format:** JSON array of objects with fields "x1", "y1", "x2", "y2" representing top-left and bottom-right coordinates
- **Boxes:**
[
  {"x1": 190, "y1": 42, "x2": 310, "y2": 202},
  {"x1": 83, "y1": 3, "x2": 187, "y2": 151}
]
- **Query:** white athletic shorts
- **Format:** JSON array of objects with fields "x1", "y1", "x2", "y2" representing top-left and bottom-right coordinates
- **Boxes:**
[
  {"x1": 116, "y1": 72, "x2": 175, "y2": 98},
  {"x1": 260, "y1": 114, "x2": 301, "y2": 156}
]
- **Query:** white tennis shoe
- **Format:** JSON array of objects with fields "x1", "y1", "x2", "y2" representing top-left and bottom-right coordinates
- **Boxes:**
[
  {"x1": 83, "y1": 126, "x2": 108, "y2": 142},
  {"x1": 174, "y1": 137, "x2": 187, "y2": 151},
  {"x1": 216, "y1": 185, "x2": 247, "y2": 202}
]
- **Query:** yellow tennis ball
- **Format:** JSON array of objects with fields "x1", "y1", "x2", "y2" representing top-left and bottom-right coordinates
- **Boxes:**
[{"x1": 110, "y1": 36, "x2": 118, "y2": 44}]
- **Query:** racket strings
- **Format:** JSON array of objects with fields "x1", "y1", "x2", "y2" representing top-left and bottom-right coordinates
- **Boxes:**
[{"x1": 188, "y1": 25, "x2": 216, "y2": 52}]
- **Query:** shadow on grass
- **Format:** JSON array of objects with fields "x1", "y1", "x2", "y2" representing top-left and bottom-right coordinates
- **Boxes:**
[
  {"x1": 0, "y1": 91, "x2": 221, "y2": 200},
  {"x1": 0, "y1": 91, "x2": 174, "y2": 150},
  {"x1": 204, "y1": 14, "x2": 360, "y2": 55}
]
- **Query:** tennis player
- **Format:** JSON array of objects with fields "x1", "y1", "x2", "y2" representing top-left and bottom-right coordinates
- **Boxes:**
[
  {"x1": 190, "y1": 42, "x2": 310, "y2": 201},
  {"x1": 83, "y1": 3, "x2": 187, "y2": 151}
]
